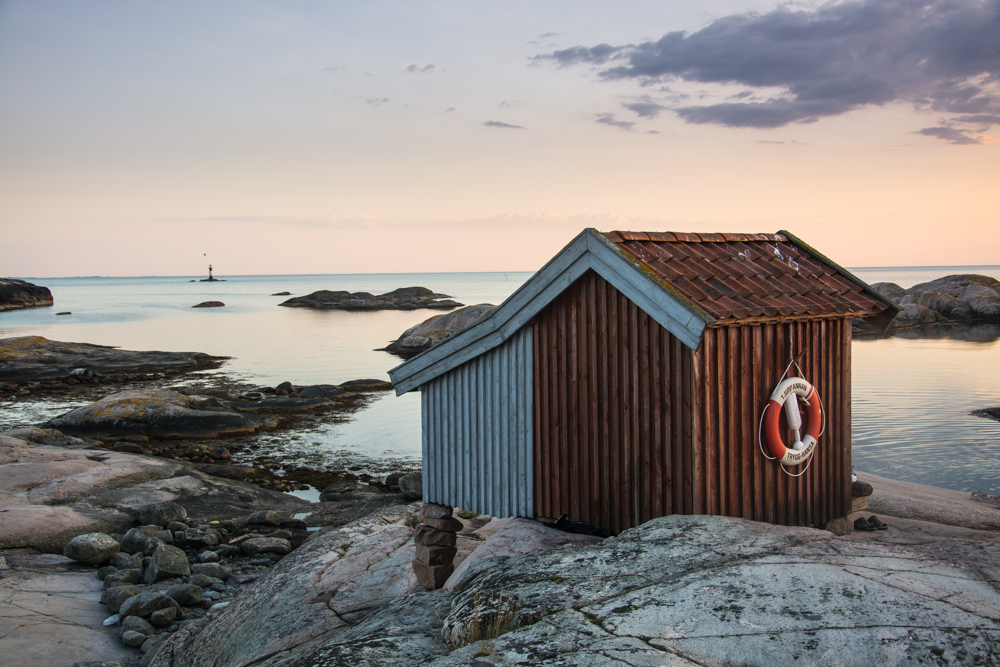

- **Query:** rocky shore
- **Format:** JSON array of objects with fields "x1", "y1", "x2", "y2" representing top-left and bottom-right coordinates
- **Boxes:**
[
  {"x1": 2, "y1": 457, "x2": 997, "y2": 667},
  {"x1": 856, "y1": 273, "x2": 1000, "y2": 335}
]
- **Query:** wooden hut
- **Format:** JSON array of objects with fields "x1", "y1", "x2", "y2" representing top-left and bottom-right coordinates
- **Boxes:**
[{"x1": 389, "y1": 229, "x2": 898, "y2": 533}]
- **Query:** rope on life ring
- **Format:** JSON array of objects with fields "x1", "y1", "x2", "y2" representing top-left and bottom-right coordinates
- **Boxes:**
[{"x1": 757, "y1": 358, "x2": 825, "y2": 476}]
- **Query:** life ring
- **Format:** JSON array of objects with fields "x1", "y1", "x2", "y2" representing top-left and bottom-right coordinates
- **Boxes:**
[{"x1": 763, "y1": 377, "x2": 822, "y2": 465}]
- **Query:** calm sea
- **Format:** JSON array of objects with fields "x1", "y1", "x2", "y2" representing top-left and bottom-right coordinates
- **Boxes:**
[{"x1": 2, "y1": 266, "x2": 999, "y2": 494}]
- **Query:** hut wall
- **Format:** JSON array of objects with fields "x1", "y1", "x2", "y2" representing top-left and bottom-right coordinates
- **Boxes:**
[
  {"x1": 692, "y1": 319, "x2": 853, "y2": 526},
  {"x1": 420, "y1": 326, "x2": 534, "y2": 518},
  {"x1": 532, "y1": 270, "x2": 695, "y2": 534}
]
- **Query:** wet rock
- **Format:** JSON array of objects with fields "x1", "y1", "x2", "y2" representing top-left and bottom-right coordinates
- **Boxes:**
[
  {"x1": 0, "y1": 336, "x2": 224, "y2": 382},
  {"x1": 63, "y1": 533, "x2": 121, "y2": 565},
  {"x1": 43, "y1": 389, "x2": 267, "y2": 439},
  {"x1": 383, "y1": 304, "x2": 496, "y2": 358}
]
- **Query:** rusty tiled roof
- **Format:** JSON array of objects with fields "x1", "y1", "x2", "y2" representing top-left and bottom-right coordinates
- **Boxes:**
[{"x1": 602, "y1": 230, "x2": 895, "y2": 323}]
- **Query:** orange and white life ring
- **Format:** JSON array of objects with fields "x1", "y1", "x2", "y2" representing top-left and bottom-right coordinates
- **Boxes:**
[{"x1": 762, "y1": 377, "x2": 822, "y2": 465}]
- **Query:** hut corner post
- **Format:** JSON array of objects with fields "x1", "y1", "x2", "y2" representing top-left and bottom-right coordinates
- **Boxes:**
[{"x1": 412, "y1": 502, "x2": 460, "y2": 589}]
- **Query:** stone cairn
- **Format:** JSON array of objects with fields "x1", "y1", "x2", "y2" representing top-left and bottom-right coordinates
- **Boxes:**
[{"x1": 412, "y1": 502, "x2": 462, "y2": 589}]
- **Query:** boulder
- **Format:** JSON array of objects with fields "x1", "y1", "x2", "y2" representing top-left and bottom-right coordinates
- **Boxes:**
[
  {"x1": 138, "y1": 501, "x2": 187, "y2": 527},
  {"x1": 121, "y1": 614, "x2": 155, "y2": 637},
  {"x1": 862, "y1": 274, "x2": 1000, "y2": 333},
  {"x1": 63, "y1": 533, "x2": 121, "y2": 565},
  {"x1": 165, "y1": 583, "x2": 203, "y2": 606},
  {"x1": 101, "y1": 584, "x2": 142, "y2": 613},
  {"x1": 383, "y1": 304, "x2": 496, "y2": 357},
  {"x1": 247, "y1": 510, "x2": 283, "y2": 527},
  {"x1": 120, "y1": 528, "x2": 162, "y2": 556},
  {"x1": 297, "y1": 384, "x2": 353, "y2": 399},
  {"x1": 0, "y1": 336, "x2": 225, "y2": 382},
  {"x1": 143, "y1": 544, "x2": 191, "y2": 584},
  {"x1": 119, "y1": 591, "x2": 180, "y2": 620},
  {"x1": 279, "y1": 287, "x2": 462, "y2": 311},
  {"x1": 190, "y1": 563, "x2": 231, "y2": 581},
  {"x1": 0, "y1": 278, "x2": 53, "y2": 311},
  {"x1": 43, "y1": 389, "x2": 267, "y2": 439},
  {"x1": 399, "y1": 472, "x2": 423, "y2": 501}
]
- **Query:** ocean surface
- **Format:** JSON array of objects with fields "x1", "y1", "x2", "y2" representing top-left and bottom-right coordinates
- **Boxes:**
[{"x1": 2, "y1": 266, "x2": 999, "y2": 494}]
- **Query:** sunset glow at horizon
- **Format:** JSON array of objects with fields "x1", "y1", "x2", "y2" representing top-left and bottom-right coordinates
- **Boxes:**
[{"x1": 2, "y1": 0, "x2": 997, "y2": 278}]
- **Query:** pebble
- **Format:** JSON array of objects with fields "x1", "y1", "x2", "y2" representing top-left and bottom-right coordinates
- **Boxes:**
[{"x1": 103, "y1": 614, "x2": 121, "y2": 626}]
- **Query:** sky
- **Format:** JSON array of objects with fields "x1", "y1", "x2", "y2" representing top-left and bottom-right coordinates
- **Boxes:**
[{"x1": 1, "y1": 0, "x2": 998, "y2": 278}]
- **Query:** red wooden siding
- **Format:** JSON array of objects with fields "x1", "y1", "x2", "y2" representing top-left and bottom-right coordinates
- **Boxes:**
[
  {"x1": 532, "y1": 270, "x2": 695, "y2": 534},
  {"x1": 692, "y1": 319, "x2": 853, "y2": 526}
]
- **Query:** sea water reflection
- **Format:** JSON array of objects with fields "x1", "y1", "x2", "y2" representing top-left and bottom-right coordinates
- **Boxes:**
[{"x1": 1, "y1": 268, "x2": 998, "y2": 493}]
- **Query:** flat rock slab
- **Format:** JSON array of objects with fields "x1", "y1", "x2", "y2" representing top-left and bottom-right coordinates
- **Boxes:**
[
  {"x1": 43, "y1": 389, "x2": 267, "y2": 439},
  {"x1": 862, "y1": 471, "x2": 1000, "y2": 532},
  {"x1": 279, "y1": 286, "x2": 462, "y2": 311},
  {"x1": 0, "y1": 336, "x2": 225, "y2": 382},
  {"x1": 0, "y1": 435, "x2": 308, "y2": 553},
  {"x1": 0, "y1": 551, "x2": 136, "y2": 667}
]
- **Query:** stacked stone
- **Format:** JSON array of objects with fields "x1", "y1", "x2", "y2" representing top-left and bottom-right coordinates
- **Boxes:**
[{"x1": 412, "y1": 502, "x2": 462, "y2": 589}]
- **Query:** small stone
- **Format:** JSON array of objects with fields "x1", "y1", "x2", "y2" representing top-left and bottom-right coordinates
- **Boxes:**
[
  {"x1": 415, "y1": 543, "x2": 457, "y2": 566},
  {"x1": 247, "y1": 510, "x2": 283, "y2": 527},
  {"x1": 112, "y1": 552, "x2": 142, "y2": 571},
  {"x1": 113, "y1": 441, "x2": 145, "y2": 453},
  {"x1": 852, "y1": 480, "x2": 875, "y2": 497},
  {"x1": 209, "y1": 446, "x2": 231, "y2": 460},
  {"x1": 187, "y1": 574, "x2": 215, "y2": 588},
  {"x1": 119, "y1": 591, "x2": 180, "y2": 620},
  {"x1": 102, "y1": 614, "x2": 121, "y2": 627},
  {"x1": 104, "y1": 568, "x2": 142, "y2": 589},
  {"x1": 417, "y1": 514, "x2": 464, "y2": 532},
  {"x1": 412, "y1": 559, "x2": 454, "y2": 590},
  {"x1": 240, "y1": 537, "x2": 291, "y2": 556},
  {"x1": 414, "y1": 525, "x2": 457, "y2": 547},
  {"x1": 140, "y1": 634, "x2": 167, "y2": 654},
  {"x1": 183, "y1": 528, "x2": 220, "y2": 549},
  {"x1": 190, "y1": 563, "x2": 232, "y2": 581},
  {"x1": 208, "y1": 601, "x2": 230, "y2": 615},
  {"x1": 279, "y1": 518, "x2": 307, "y2": 530},
  {"x1": 144, "y1": 544, "x2": 191, "y2": 584},
  {"x1": 150, "y1": 606, "x2": 177, "y2": 627},
  {"x1": 203, "y1": 590, "x2": 222, "y2": 601},
  {"x1": 274, "y1": 381, "x2": 295, "y2": 395},
  {"x1": 209, "y1": 582, "x2": 227, "y2": 592},
  {"x1": 152, "y1": 530, "x2": 173, "y2": 544},
  {"x1": 120, "y1": 528, "x2": 161, "y2": 556},
  {"x1": 166, "y1": 521, "x2": 188, "y2": 533},
  {"x1": 102, "y1": 585, "x2": 142, "y2": 613},
  {"x1": 264, "y1": 529, "x2": 293, "y2": 540},
  {"x1": 198, "y1": 550, "x2": 220, "y2": 563},
  {"x1": 121, "y1": 630, "x2": 147, "y2": 648},
  {"x1": 63, "y1": 533, "x2": 121, "y2": 565},
  {"x1": 165, "y1": 583, "x2": 204, "y2": 606},
  {"x1": 97, "y1": 566, "x2": 118, "y2": 580},
  {"x1": 419, "y1": 502, "x2": 453, "y2": 520},
  {"x1": 122, "y1": 615, "x2": 155, "y2": 637}
]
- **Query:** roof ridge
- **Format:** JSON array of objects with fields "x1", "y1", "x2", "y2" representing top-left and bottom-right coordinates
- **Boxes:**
[{"x1": 607, "y1": 230, "x2": 787, "y2": 242}]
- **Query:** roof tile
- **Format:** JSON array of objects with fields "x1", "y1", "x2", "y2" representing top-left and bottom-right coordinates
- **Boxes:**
[{"x1": 606, "y1": 230, "x2": 894, "y2": 322}]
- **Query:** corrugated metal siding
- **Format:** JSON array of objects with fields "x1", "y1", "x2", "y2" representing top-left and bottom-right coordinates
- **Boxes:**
[
  {"x1": 692, "y1": 319, "x2": 852, "y2": 526},
  {"x1": 421, "y1": 326, "x2": 533, "y2": 517},
  {"x1": 532, "y1": 270, "x2": 695, "y2": 535}
]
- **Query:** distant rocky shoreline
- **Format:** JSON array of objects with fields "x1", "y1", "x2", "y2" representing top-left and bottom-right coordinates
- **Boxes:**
[
  {"x1": 856, "y1": 273, "x2": 1000, "y2": 335},
  {"x1": 279, "y1": 286, "x2": 462, "y2": 311}
]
